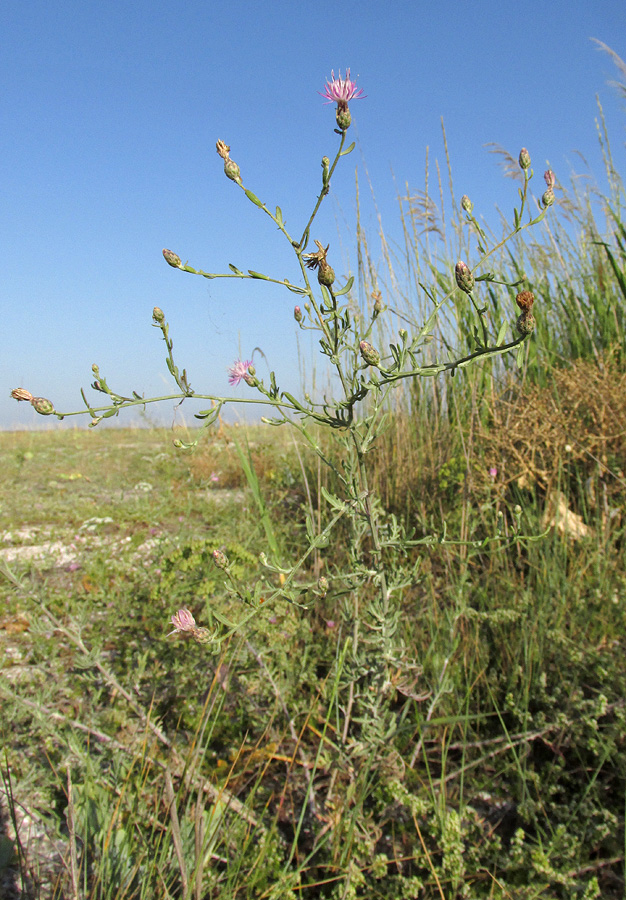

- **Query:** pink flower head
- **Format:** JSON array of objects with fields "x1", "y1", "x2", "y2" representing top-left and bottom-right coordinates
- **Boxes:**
[
  {"x1": 227, "y1": 359, "x2": 253, "y2": 386},
  {"x1": 319, "y1": 69, "x2": 366, "y2": 106},
  {"x1": 168, "y1": 608, "x2": 196, "y2": 636},
  {"x1": 489, "y1": 467, "x2": 498, "y2": 480}
]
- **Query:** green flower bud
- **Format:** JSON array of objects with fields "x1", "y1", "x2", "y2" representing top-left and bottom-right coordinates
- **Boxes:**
[
  {"x1": 541, "y1": 189, "x2": 555, "y2": 208},
  {"x1": 31, "y1": 397, "x2": 55, "y2": 416},
  {"x1": 516, "y1": 312, "x2": 536, "y2": 336},
  {"x1": 152, "y1": 306, "x2": 165, "y2": 324},
  {"x1": 212, "y1": 548, "x2": 229, "y2": 570},
  {"x1": 163, "y1": 249, "x2": 182, "y2": 268},
  {"x1": 224, "y1": 158, "x2": 242, "y2": 184},
  {"x1": 455, "y1": 260, "x2": 475, "y2": 294},
  {"x1": 294, "y1": 306, "x2": 303, "y2": 323},
  {"x1": 336, "y1": 107, "x2": 351, "y2": 130},
  {"x1": 317, "y1": 260, "x2": 335, "y2": 287},
  {"x1": 518, "y1": 148, "x2": 531, "y2": 170},
  {"x1": 359, "y1": 340, "x2": 380, "y2": 367},
  {"x1": 461, "y1": 194, "x2": 473, "y2": 213}
]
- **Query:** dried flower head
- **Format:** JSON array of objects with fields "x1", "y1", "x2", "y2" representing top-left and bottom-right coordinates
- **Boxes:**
[
  {"x1": 515, "y1": 290, "x2": 535, "y2": 312},
  {"x1": 11, "y1": 388, "x2": 34, "y2": 402},
  {"x1": 227, "y1": 360, "x2": 253, "y2": 386},
  {"x1": 303, "y1": 240, "x2": 335, "y2": 286}
]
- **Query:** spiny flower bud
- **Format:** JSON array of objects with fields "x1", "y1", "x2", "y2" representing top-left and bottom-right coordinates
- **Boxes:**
[
  {"x1": 461, "y1": 194, "x2": 473, "y2": 213},
  {"x1": 359, "y1": 340, "x2": 380, "y2": 368},
  {"x1": 163, "y1": 249, "x2": 182, "y2": 268},
  {"x1": 304, "y1": 241, "x2": 335, "y2": 287},
  {"x1": 518, "y1": 148, "x2": 531, "y2": 170},
  {"x1": 544, "y1": 169, "x2": 556, "y2": 189},
  {"x1": 455, "y1": 260, "x2": 475, "y2": 294},
  {"x1": 212, "y1": 548, "x2": 229, "y2": 570},
  {"x1": 152, "y1": 306, "x2": 165, "y2": 324},
  {"x1": 515, "y1": 290, "x2": 535, "y2": 312},
  {"x1": 541, "y1": 189, "x2": 555, "y2": 208},
  {"x1": 516, "y1": 312, "x2": 536, "y2": 336},
  {"x1": 31, "y1": 397, "x2": 55, "y2": 416},
  {"x1": 11, "y1": 388, "x2": 34, "y2": 402}
]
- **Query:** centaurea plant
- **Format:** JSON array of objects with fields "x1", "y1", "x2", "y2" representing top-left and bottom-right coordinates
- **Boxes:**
[{"x1": 12, "y1": 69, "x2": 553, "y2": 749}]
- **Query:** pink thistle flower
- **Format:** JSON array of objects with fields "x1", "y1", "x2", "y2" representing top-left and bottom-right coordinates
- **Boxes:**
[
  {"x1": 489, "y1": 467, "x2": 498, "y2": 480},
  {"x1": 227, "y1": 359, "x2": 253, "y2": 386},
  {"x1": 319, "y1": 69, "x2": 366, "y2": 105},
  {"x1": 168, "y1": 608, "x2": 197, "y2": 636}
]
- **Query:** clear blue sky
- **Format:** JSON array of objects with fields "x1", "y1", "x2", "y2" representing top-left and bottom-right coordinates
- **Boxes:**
[{"x1": 3, "y1": 0, "x2": 626, "y2": 430}]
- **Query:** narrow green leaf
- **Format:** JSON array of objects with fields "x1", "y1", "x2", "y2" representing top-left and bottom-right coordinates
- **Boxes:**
[
  {"x1": 321, "y1": 486, "x2": 346, "y2": 510},
  {"x1": 334, "y1": 275, "x2": 355, "y2": 296},
  {"x1": 228, "y1": 264, "x2": 244, "y2": 276},
  {"x1": 244, "y1": 189, "x2": 264, "y2": 207},
  {"x1": 275, "y1": 206, "x2": 283, "y2": 225},
  {"x1": 516, "y1": 341, "x2": 525, "y2": 368},
  {"x1": 339, "y1": 142, "x2": 355, "y2": 156},
  {"x1": 496, "y1": 320, "x2": 508, "y2": 346},
  {"x1": 247, "y1": 270, "x2": 270, "y2": 280}
]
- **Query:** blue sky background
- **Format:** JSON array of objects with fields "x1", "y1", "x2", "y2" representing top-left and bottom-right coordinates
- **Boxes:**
[{"x1": 3, "y1": 0, "x2": 626, "y2": 430}]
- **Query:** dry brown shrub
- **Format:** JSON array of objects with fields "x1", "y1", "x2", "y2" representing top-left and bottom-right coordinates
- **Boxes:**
[{"x1": 481, "y1": 352, "x2": 626, "y2": 523}]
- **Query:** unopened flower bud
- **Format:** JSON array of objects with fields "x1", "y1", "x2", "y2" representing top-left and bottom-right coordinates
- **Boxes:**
[
  {"x1": 461, "y1": 194, "x2": 473, "y2": 213},
  {"x1": 541, "y1": 189, "x2": 555, "y2": 208},
  {"x1": 11, "y1": 388, "x2": 34, "y2": 402},
  {"x1": 518, "y1": 148, "x2": 531, "y2": 170},
  {"x1": 31, "y1": 397, "x2": 55, "y2": 416},
  {"x1": 224, "y1": 158, "x2": 242, "y2": 184},
  {"x1": 516, "y1": 312, "x2": 536, "y2": 336},
  {"x1": 246, "y1": 364, "x2": 256, "y2": 377},
  {"x1": 163, "y1": 249, "x2": 182, "y2": 268},
  {"x1": 455, "y1": 260, "x2": 475, "y2": 294},
  {"x1": 152, "y1": 306, "x2": 165, "y2": 324},
  {"x1": 294, "y1": 306, "x2": 303, "y2": 323},
  {"x1": 317, "y1": 576, "x2": 329, "y2": 596},
  {"x1": 515, "y1": 290, "x2": 534, "y2": 312},
  {"x1": 544, "y1": 169, "x2": 555, "y2": 189},
  {"x1": 359, "y1": 340, "x2": 380, "y2": 367},
  {"x1": 212, "y1": 548, "x2": 229, "y2": 570},
  {"x1": 372, "y1": 290, "x2": 383, "y2": 316}
]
